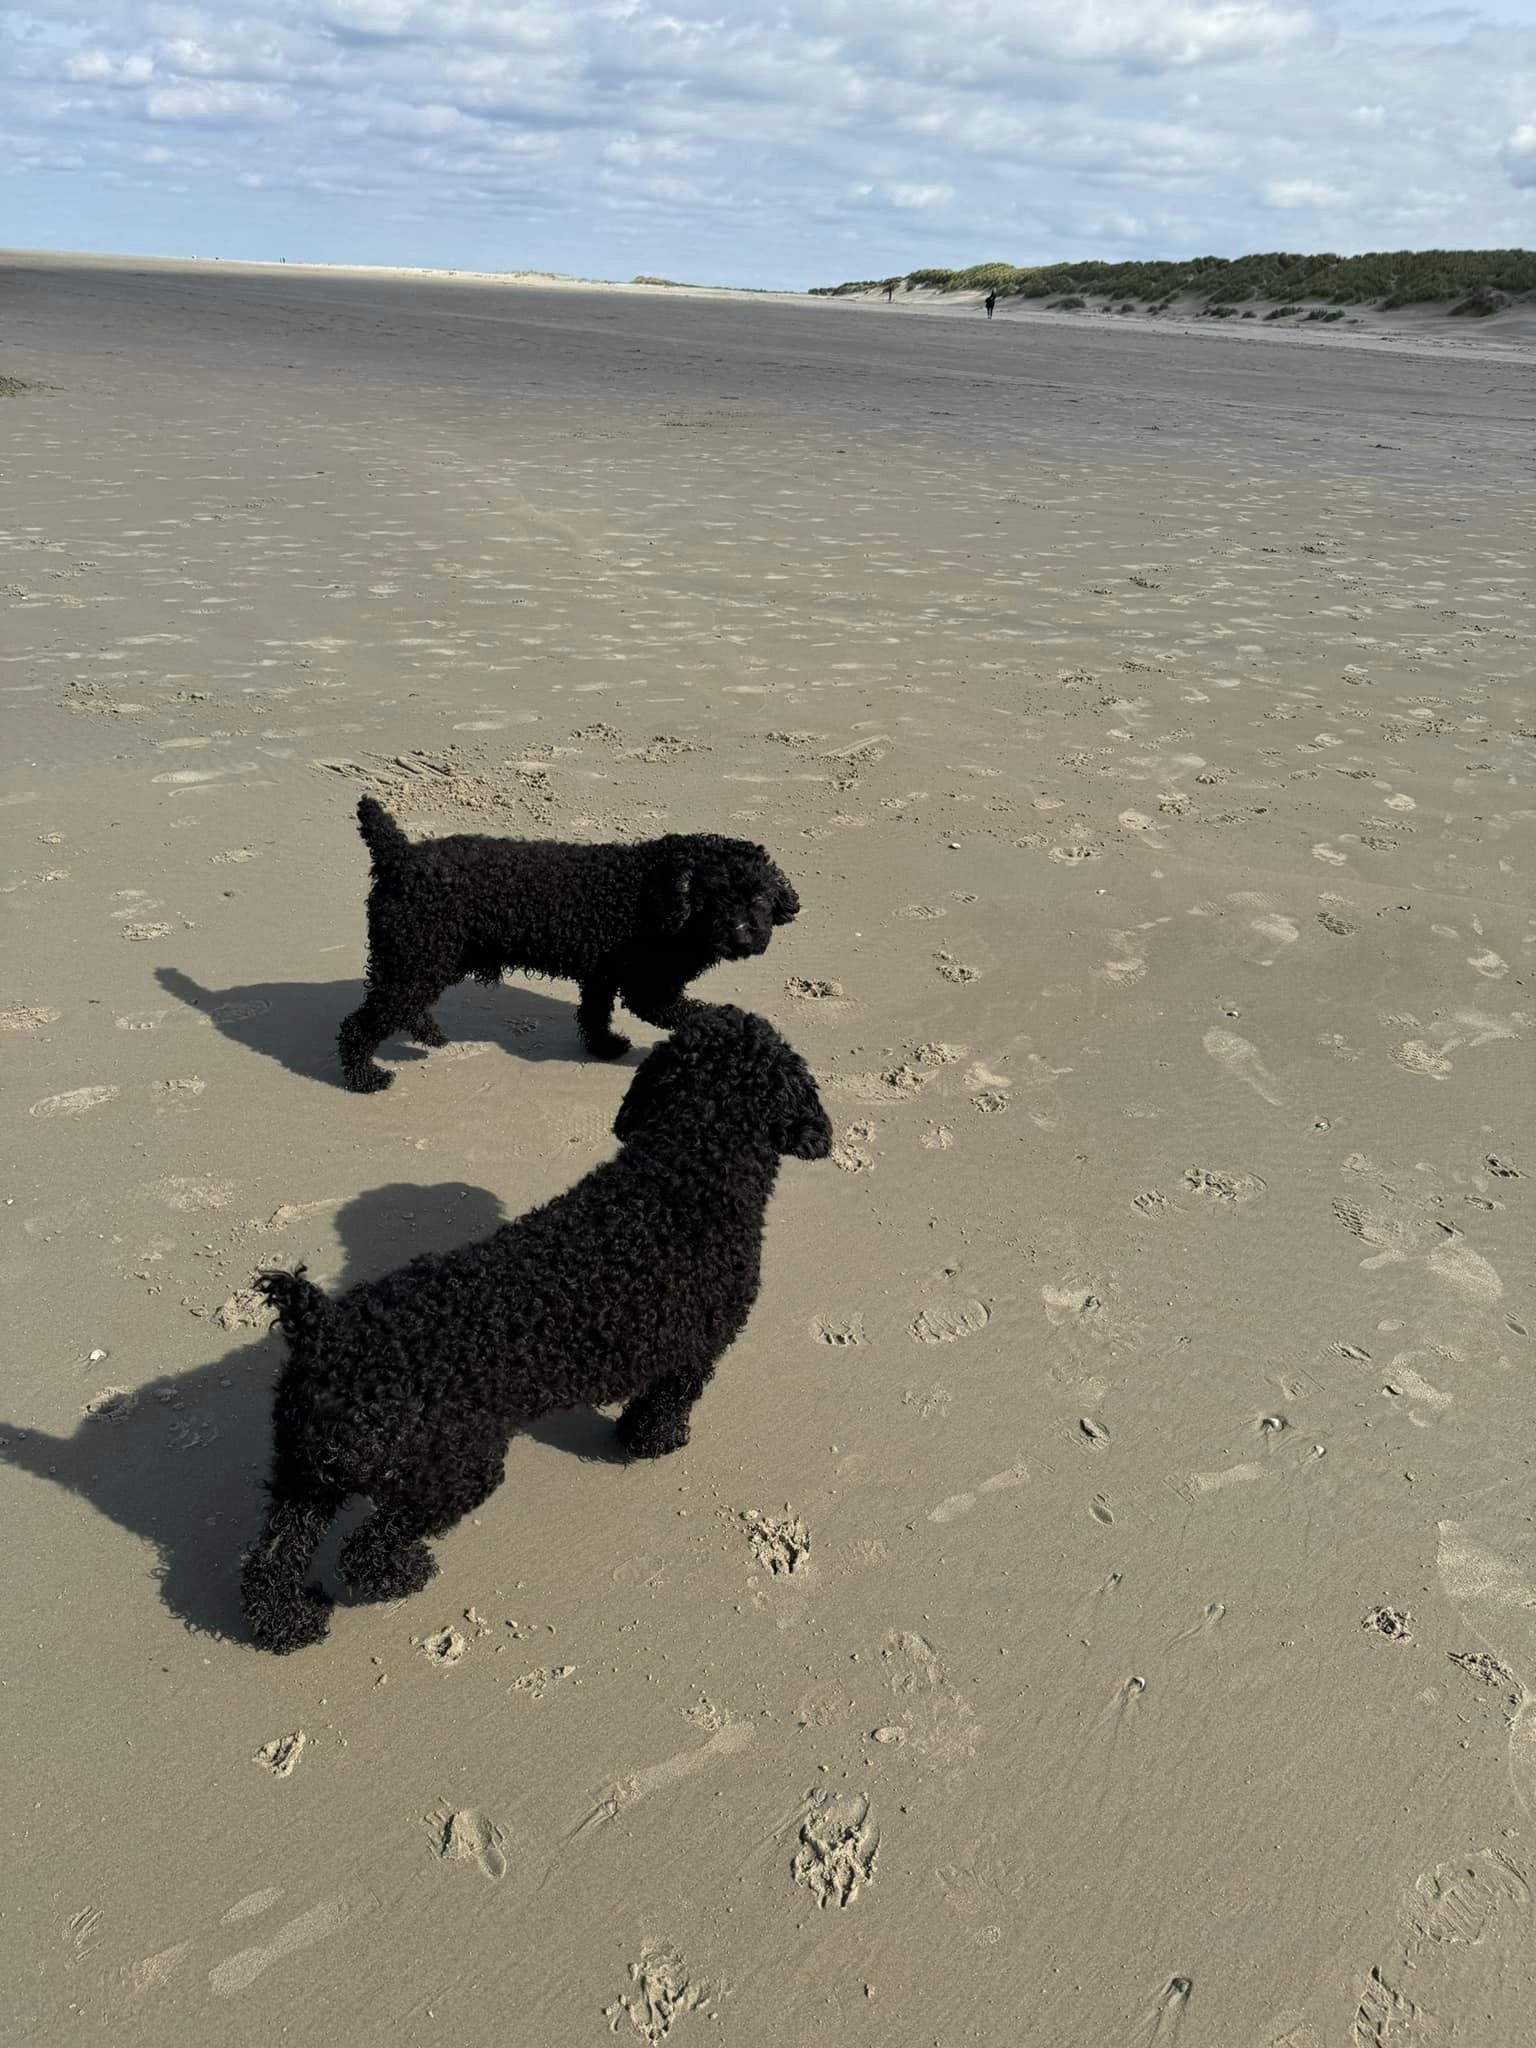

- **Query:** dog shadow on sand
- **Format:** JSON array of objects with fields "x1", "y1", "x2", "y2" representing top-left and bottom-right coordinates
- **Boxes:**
[
  {"x1": 155, "y1": 966, "x2": 593, "y2": 1089},
  {"x1": 1, "y1": 1182, "x2": 625, "y2": 1649}
]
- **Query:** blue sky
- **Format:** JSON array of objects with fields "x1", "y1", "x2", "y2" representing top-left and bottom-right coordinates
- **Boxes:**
[{"x1": 3, "y1": 1, "x2": 1532, "y2": 290}]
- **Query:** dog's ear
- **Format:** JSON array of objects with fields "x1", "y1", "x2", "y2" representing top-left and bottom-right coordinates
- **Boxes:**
[
  {"x1": 649, "y1": 852, "x2": 695, "y2": 935},
  {"x1": 774, "y1": 1046, "x2": 832, "y2": 1161},
  {"x1": 768, "y1": 870, "x2": 800, "y2": 926},
  {"x1": 613, "y1": 1038, "x2": 682, "y2": 1142}
]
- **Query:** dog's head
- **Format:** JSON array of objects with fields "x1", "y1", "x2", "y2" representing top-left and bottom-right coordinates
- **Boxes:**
[
  {"x1": 646, "y1": 838, "x2": 800, "y2": 962},
  {"x1": 614, "y1": 1004, "x2": 832, "y2": 1161}
]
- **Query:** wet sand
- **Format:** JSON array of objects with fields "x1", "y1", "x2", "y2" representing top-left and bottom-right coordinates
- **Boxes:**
[{"x1": 3, "y1": 252, "x2": 1534, "y2": 2047}]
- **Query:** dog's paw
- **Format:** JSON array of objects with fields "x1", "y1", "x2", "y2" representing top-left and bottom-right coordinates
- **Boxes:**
[
  {"x1": 583, "y1": 1030, "x2": 632, "y2": 1062},
  {"x1": 615, "y1": 1412, "x2": 691, "y2": 1460},
  {"x1": 344, "y1": 1063, "x2": 396, "y2": 1094},
  {"x1": 339, "y1": 1531, "x2": 438, "y2": 1602},
  {"x1": 410, "y1": 1018, "x2": 448, "y2": 1049},
  {"x1": 245, "y1": 1584, "x2": 334, "y2": 1655}
]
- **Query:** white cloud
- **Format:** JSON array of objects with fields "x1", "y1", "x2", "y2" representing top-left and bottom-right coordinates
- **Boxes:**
[
  {"x1": 888, "y1": 182, "x2": 954, "y2": 212},
  {"x1": 2, "y1": 1, "x2": 1533, "y2": 286},
  {"x1": 1506, "y1": 119, "x2": 1536, "y2": 188},
  {"x1": 63, "y1": 50, "x2": 154, "y2": 83},
  {"x1": 143, "y1": 80, "x2": 297, "y2": 122},
  {"x1": 1262, "y1": 176, "x2": 1346, "y2": 207}
]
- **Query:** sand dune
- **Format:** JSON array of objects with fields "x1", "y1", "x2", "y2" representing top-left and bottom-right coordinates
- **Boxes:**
[{"x1": 3, "y1": 252, "x2": 1533, "y2": 2047}]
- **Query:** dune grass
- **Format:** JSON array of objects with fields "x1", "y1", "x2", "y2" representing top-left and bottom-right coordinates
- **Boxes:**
[{"x1": 811, "y1": 249, "x2": 1536, "y2": 316}]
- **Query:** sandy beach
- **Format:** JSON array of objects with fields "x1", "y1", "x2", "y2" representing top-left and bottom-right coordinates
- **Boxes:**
[{"x1": 3, "y1": 250, "x2": 1534, "y2": 2046}]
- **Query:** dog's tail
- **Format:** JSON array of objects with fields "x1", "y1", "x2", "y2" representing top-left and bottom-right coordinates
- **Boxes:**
[
  {"x1": 256, "y1": 1265, "x2": 332, "y2": 1344},
  {"x1": 355, "y1": 795, "x2": 411, "y2": 875}
]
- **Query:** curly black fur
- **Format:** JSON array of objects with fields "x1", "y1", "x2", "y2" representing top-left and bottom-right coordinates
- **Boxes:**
[
  {"x1": 336, "y1": 796, "x2": 801, "y2": 1090},
  {"x1": 241, "y1": 1004, "x2": 832, "y2": 1653}
]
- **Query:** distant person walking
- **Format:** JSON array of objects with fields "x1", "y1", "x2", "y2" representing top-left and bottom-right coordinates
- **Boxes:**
[
  {"x1": 884, "y1": 282, "x2": 896, "y2": 303},
  {"x1": 984, "y1": 289, "x2": 997, "y2": 320}
]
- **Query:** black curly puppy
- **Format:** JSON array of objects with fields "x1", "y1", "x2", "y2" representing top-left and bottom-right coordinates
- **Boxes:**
[
  {"x1": 242, "y1": 1004, "x2": 832, "y2": 1653},
  {"x1": 336, "y1": 797, "x2": 801, "y2": 1090}
]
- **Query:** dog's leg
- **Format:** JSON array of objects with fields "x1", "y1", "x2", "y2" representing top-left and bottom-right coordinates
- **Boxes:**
[
  {"x1": 576, "y1": 974, "x2": 630, "y2": 1060},
  {"x1": 410, "y1": 1009, "x2": 448, "y2": 1048},
  {"x1": 339, "y1": 1457, "x2": 505, "y2": 1603},
  {"x1": 616, "y1": 1367, "x2": 712, "y2": 1459},
  {"x1": 241, "y1": 1490, "x2": 339, "y2": 1653},
  {"x1": 336, "y1": 1504, "x2": 440, "y2": 1601},
  {"x1": 337, "y1": 984, "x2": 439, "y2": 1092}
]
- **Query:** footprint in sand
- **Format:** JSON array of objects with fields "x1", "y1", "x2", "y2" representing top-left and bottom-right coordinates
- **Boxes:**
[
  {"x1": 740, "y1": 1506, "x2": 811, "y2": 1576},
  {"x1": 880, "y1": 1629, "x2": 981, "y2": 1763},
  {"x1": 1392, "y1": 1039, "x2": 1454, "y2": 1081},
  {"x1": 1425, "y1": 1519, "x2": 1536, "y2": 1839},
  {"x1": 1202, "y1": 1027, "x2": 1284, "y2": 1105},
  {"x1": 424, "y1": 1804, "x2": 508, "y2": 1880},
  {"x1": 418, "y1": 1626, "x2": 468, "y2": 1669},
  {"x1": 928, "y1": 1459, "x2": 1028, "y2": 1524},
  {"x1": 791, "y1": 1790, "x2": 880, "y2": 1909},
  {"x1": 606, "y1": 1942, "x2": 714, "y2": 2042},
  {"x1": 811, "y1": 1313, "x2": 866, "y2": 1347},
  {"x1": 910, "y1": 1299, "x2": 990, "y2": 1344},
  {"x1": 253, "y1": 1731, "x2": 307, "y2": 1779},
  {"x1": 1099, "y1": 956, "x2": 1146, "y2": 986},
  {"x1": 1168, "y1": 1461, "x2": 1266, "y2": 1505},
  {"x1": 0, "y1": 1003, "x2": 60, "y2": 1031},
  {"x1": 1426, "y1": 1240, "x2": 1504, "y2": 1305},
  {"x1": 1184, "y1": 1167, "x2": 1267, "y2": 1206},
  {"x1": 832, "y1": 1122, "x2": 877, "y2": 1173},
  {"x1": 30, "y1": 1085, "x2": 118, "y2": 1118},
  {"x1": 205, "y1": 999, "x2": 271, "y2": 1025},
  {"x1": 1352, "y1": 1846, "x2": 1535, "y2": 2048},
  {"x1": 905, "y1": 1382, "x2": 954, "y2": 1421},
  {"x1": 1380, "y1": 1352, "x2": 1454, "y2": 1425}
]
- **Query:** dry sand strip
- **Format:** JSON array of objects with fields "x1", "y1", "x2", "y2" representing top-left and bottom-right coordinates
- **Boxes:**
[{"x1": 2, "y1": 253, "x2": 1533, "y2": 2048}]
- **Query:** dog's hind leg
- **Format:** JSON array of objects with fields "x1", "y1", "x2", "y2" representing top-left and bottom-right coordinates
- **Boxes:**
[
  {"x1": 339, "y1": 1455, "x2": 505, "y2": 1603},
  {"x1": 616, "y1": 1365, "x2": 714, "y2": 1459},
  {"x1": 576, "y1": 973, "x2": 630, "y2": 1060},
  {"x1": 241, "y1": 1489, "x2": 340, "y2": 1653},
  {"x1": 409, "y1": 1009, "x2": 448, "y2": 1048}
]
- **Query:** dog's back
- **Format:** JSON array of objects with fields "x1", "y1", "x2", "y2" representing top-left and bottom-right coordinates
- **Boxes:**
[
  {"x1": 265, "y1": 1146, "x2": 771, "y2": 1489},
  {"x1": 356, "y1": 800, "x2": 645, "y2": 971}
]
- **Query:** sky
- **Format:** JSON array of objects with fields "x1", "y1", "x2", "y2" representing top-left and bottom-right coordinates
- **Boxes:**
[{"x1": 2, "y1": 1, "x2": 1533, "y2": 291}]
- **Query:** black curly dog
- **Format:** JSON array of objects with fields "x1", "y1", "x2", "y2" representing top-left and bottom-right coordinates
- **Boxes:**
[
  {"x1": 242, "y1": 1004, "x2": 832, "y2": 1653},
  {"x1": 336, "y1": 796, "x2": 801, "y2": 1090}
]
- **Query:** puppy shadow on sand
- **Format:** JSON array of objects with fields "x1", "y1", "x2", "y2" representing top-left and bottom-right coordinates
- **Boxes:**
[
  {"x1": 155, "y1": 966, "x2": 584, "y2": 1089},
  {"x1": 0, "y1": 1182, "x2": 619, "y2": 1648}
]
